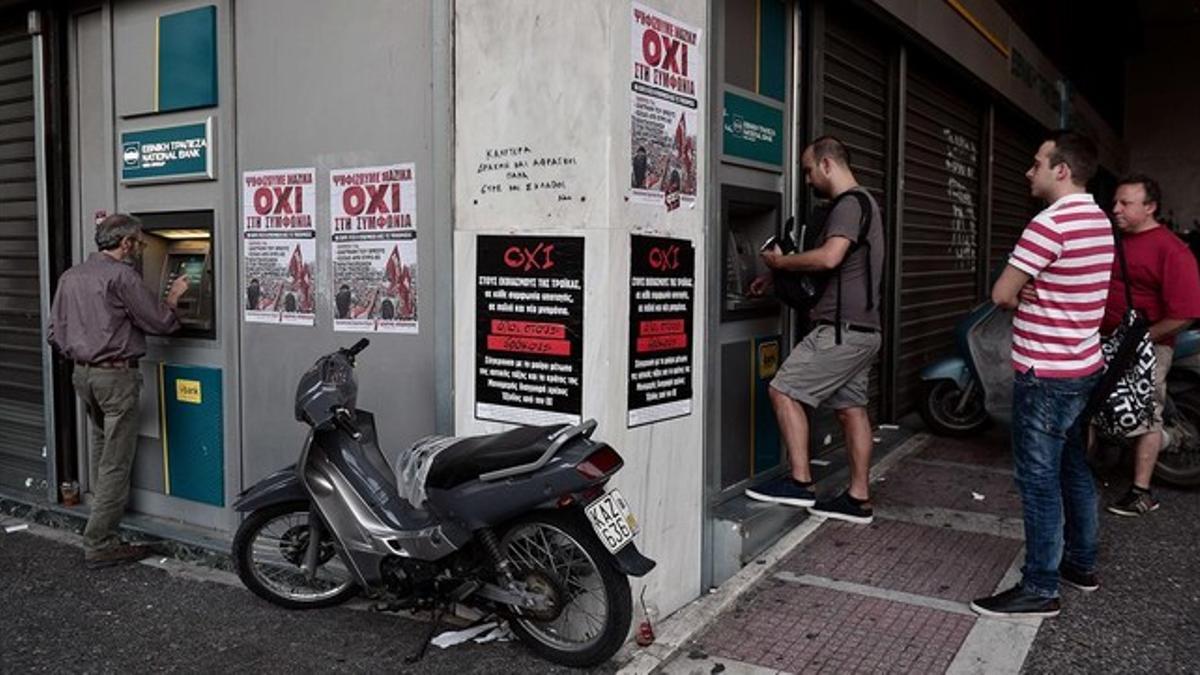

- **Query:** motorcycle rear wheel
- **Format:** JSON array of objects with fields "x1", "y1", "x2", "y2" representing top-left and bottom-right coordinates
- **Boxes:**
[
  {"x1": 499, "y1": 509, "x2": 632, "y2": 668},
  {"x1": 232, "y1": 501, "x2": 358, "y2": 609},
  {"x1": 918, "y1": 379, "x2": 990, "y2": 437},
  {"x1": 1155, "y1": 392, "x2": 1200, "y2": 488}
]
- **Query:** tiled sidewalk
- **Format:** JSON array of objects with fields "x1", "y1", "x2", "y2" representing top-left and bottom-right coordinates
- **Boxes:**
[{"x1": 676, "y1": 429, "x2": 1032, "y2": 675}]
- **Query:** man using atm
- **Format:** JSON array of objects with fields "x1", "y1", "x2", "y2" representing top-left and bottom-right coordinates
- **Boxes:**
[{"x1": 48, "y1": 213, "x2": 189, "y2": 569}]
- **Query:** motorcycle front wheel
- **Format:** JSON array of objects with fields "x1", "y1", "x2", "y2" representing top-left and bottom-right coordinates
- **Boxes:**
[
  {"x1": 232, "y1": 501, "x2": 358, "y2": 609},
  {"x1": 1155, "y1": 392, "x2": 1200, "y2": 488},
  {"x1": 500, "y1": 510, "x2": 632, "y2": 668},
  {"x1": 918, "y1": 379, "x2": 990, "y2": 437}
]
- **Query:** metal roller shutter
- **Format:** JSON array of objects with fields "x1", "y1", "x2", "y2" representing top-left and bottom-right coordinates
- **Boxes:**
[
  {"x1": 0, "y1": 19, "x2": 46, "y2": 495},
  {"x1": 896, "y1": 56, "x2": 984, "y2": 414},
  {"x1": 821, "y1": 6, "x2": 890, "y2": 418},
  {"x1": 989, "y1": 111, "x2": 1044, "y2": 274}
]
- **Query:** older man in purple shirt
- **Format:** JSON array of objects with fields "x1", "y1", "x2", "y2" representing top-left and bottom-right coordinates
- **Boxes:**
[{"x1": 49, "y1": 213, "x2": 188, "y2": 568}]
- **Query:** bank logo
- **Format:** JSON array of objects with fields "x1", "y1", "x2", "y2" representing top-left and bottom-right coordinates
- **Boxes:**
[{"x1": 122, "y1": 141, "x2": 141, "y2": 167}]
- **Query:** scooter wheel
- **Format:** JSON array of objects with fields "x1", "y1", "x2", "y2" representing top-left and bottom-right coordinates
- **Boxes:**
[
  {"x1": 232, "y1": 501, "x2": 358, "y2": 610},
  {"x1": 918, "y1": 379, "x2": 990, "y2": 437},
  {"x1": 1154, "y1": 392, "x2": 1200, "y2": 488},
  {"x1": 499, "y1": 509, "x2": 632, "y2": 668}
]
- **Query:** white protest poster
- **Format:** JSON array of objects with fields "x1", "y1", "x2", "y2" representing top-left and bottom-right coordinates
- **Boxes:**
[
  {"x1": 242, "y1": 168, "x2": 317, "y2": 326},
  {"x1": 330, "y1": 163, "x2": 419, "y2": 334},
  {"x1": 629, "y1": 3, "x2": 702, "y2": 210}
]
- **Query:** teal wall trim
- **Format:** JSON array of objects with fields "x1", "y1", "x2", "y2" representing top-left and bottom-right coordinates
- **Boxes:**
[
  {"x1": 158, "y1": 5, "x2": 218, "y2": 112},
  {"x1": 752, "y1": 335, "x2": 782, "y2": 474},
  {"x1": 758, "y1": 0, "x2": 787, "y2": 102},
  {"x1": 162, "y1": 364, "x2": 224, "y2": 506}
]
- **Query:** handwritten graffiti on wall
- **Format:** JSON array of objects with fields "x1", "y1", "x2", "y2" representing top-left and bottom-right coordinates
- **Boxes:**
[{"x1": 943, "y1": 128, "x2": 977, "y2": 271}]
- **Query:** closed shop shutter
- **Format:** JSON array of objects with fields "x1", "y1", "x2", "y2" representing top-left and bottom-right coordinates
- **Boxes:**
[
  {"x1": 0, "y1": 20, "x2": 46, "y2": 495},
  {"x1": 896, "y1": 56, "x2": 983, "y2": 414},
  {"x1": 821, "y1": 5, "x2": 890, "y2": 418},
  {"x1": 989, "y1": 110, "x2": 1044, "y2": 274}
]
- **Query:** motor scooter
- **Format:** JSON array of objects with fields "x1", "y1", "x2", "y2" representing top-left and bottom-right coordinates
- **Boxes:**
[
  {"x1": 918, "y1": 306, "x2": 1200, "y2": 487},
  {"x1": 231, "y1": 339, "x2": 655, "y2": 667}
]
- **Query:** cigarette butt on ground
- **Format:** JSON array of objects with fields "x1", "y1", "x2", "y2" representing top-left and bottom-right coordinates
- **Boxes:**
[{"x1": 4, "y1": 523, "x2": 29, "y2": 533}]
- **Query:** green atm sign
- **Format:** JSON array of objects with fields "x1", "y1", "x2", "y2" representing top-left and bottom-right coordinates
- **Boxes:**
[
  {"x1": 120, "y1": 118, "x2": 214, "y2": 184},
  {"x1": 723, "y1": 92, "x2": 784, "y2": 168}
]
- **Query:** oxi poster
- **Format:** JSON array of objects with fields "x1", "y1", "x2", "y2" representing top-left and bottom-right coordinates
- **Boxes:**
[
  {"x1": 330, "y1": 164, "x2": 419, "y2": 334},
  {"x1": 242, "y1": 168, "x2": 317, "y2": 326},
  {"x1": 475, "y1": 235, "x2": 584, "y2": 426},
  {"x1": 628, "y1": 234, "x2": 694, "y2": 427},
  {"x1": 629, "y1": 3, "x2": 702, "y2": 210}
]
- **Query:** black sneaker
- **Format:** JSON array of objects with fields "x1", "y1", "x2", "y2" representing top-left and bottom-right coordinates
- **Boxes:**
[
  {"x1": 807, "y1": 491, "x2": 873, "y2": 524},
  {"x1": 969, "y1": 585, "x2": 1061, "y2": 618},
  {"x1": 1059, "y1": 564, "x2": 1100, "y2": 592},
  {"x1": 1106, "y1": 488, "x2": 1159, "y2": 517},
  {"x1": 745, "y1": 475, "x2": 816, "y2": 507}
]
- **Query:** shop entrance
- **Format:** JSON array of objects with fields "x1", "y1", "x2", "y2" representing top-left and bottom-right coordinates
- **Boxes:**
[{"x1": 0, "y1": 16, "x2": 49, "y2": 498}]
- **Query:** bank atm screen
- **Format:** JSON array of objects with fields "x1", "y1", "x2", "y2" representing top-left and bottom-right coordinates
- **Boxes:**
[
  {"x1": 158, "y1": 244, "x2": 213, "y2": 335},
  {"x1": 165, "y1": 255, "x2": 205, "y2": 293}
]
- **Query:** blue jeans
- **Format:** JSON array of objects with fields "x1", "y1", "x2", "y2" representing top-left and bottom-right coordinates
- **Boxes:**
[{"x1": 1011, "y1": 368, "x2": 1101, "y2": 598}]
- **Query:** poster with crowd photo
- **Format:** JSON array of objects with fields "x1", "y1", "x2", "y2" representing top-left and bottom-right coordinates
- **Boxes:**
[
  {"x1": 475, "y1": 235, "x2": 584, "y2": 426},
  {"x1": 629, "y1": 3, "x2": 702, "y2": 210},
  {"x1": 330, "y1": 164, "x2": 419, "y2": 334},
  {"x1": 242, "y1": 168, "x2": 317, "y2": 326},
  {"x1": 628, "y1": 235, "x2": 694, "y2": 427}
]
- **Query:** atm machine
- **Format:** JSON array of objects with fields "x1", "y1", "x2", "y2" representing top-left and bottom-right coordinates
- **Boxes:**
[
  {"x1": 122, "y1": 210, "x2": 225, "y2": 513},
  {"x1": 136, "y1": 210, "x2": 215, "y2": 338}
]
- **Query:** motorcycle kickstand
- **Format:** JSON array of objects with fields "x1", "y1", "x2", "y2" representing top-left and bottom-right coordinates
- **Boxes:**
[{"x1": 405, "y1": 600, "x2": 447, "y2": 664}]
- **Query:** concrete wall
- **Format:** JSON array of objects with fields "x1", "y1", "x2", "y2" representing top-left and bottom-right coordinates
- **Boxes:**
[
  {"x1": 235, "y1": 0, "x2": 453, "y2": 490},
  {"x1": 454, "y1": 0, "x2": 709, "y2": 616},
  {"x1": 1125, "y1": 21, "x2": 1200, "y2": 226}
]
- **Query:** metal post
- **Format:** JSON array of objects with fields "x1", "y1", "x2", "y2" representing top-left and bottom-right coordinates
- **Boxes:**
[
  {"x1": 30, "y1": 9, "x2": 58, "y2": 503},
  {"x1": 978, "y1": 104, "x2": 995, "y2": 300},
  {"x1": 882, "y1": 45, "x2": 906, "y2": 423}
]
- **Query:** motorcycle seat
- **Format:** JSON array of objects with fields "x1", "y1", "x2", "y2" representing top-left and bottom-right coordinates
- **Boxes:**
[{"x1": 425, "y1": 423, "x2": 568, "y2": 490}]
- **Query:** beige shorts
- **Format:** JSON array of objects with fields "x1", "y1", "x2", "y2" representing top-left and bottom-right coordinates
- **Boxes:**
[
  {"x1": 1128, "y1": 344, "x2": 1172, "y2": 436},
  {"x1": 770, "y1": 323, "x2": 881, "y2": 410}
]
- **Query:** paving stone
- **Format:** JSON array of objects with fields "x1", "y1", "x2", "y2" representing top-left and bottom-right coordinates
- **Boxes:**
[
  {"x1": 694, "y1": 580, "x2": 974, "y2": 674},
  {"x1": 780, "y1": 519, "x2": 1021, "y2": 603},
  {"x1": 916, "y1": 429, "x2": 1013, "y2": 470},
  {"x1": 872, "y1": 458, "x2": 1023, "y2": 518}
]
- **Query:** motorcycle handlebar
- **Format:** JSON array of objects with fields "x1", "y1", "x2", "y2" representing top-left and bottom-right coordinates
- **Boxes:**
[{"x1": 344, "y1": 338, "x2": 370, "y2": 357}]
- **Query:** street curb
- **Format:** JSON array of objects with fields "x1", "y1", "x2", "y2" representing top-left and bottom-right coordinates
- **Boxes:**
[{"x1": 616, "y1": 432, "x2": 932, "y2": 674}]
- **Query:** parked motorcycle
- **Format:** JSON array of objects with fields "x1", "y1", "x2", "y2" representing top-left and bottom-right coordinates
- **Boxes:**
[
  {"x1": 918, "y1": 304, "x2": 1200, "y2": 487},
  {"x1": 231, "y1": 339, "x2": 654, "y2": 667}
]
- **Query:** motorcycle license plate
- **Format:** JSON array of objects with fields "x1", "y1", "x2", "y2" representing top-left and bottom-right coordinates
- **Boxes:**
[{"x1": 585, "y1": 490, "x2": 639, "y2": 554}]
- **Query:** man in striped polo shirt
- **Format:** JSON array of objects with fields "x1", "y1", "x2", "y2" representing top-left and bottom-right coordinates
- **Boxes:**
[{"x1": 970, "y1": 131, "x2": 1114, "y2": 619}]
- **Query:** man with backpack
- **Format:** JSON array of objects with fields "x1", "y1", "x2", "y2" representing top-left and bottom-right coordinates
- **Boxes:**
[{"x1": 744, "y1": 135, "x2": 885, "y2": 525}]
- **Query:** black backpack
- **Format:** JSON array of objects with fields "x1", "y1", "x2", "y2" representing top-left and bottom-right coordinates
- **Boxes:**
[{"x1": 772, "y1": 190, "x2": 876, "y2": 332}]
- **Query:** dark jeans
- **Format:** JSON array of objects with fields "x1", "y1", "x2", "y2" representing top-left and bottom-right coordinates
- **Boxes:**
[
  {"x1": 1011, "y1": 368, "x2": 1101, "y2": 598},
  {"x1": 73, "y1": 365, "x2": 143, "y2": 554}
]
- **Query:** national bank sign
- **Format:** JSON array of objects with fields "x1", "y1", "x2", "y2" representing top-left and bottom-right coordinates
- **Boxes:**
[{"x1": 120, "y1": 117, "x2": 215, "y2": 184}]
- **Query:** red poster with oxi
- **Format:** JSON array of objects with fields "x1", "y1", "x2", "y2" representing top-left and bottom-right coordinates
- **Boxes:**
[{"x1": 475, "y1": 235, "x2": 584, "y2": 426}]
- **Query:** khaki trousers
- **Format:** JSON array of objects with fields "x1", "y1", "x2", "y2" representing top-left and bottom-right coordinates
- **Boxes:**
[{"x1": 73, "y1": 365, "x2": 143, "y2": 553}]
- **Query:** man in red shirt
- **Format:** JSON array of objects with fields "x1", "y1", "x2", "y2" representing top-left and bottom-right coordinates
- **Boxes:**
[{"x1": 1101, "y1": 175, "x2": 1200, "y2": 516}]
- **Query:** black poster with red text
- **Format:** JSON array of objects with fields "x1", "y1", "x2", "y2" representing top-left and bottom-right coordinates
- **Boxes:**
[
  {"x1": 475, "y1": 235, "x2": 584, "y2": 426},
  {"x1": 628, "y1": 234, "x2": 694, "y2": 427}
]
